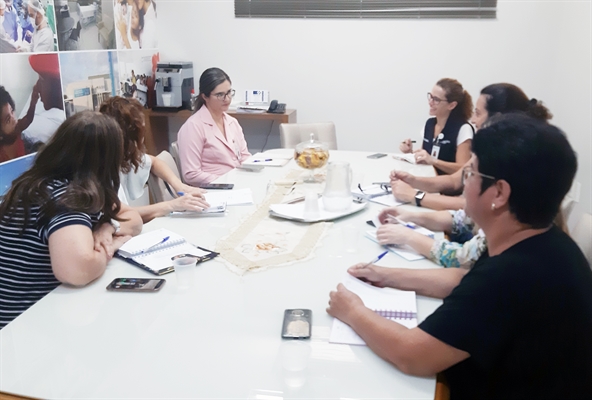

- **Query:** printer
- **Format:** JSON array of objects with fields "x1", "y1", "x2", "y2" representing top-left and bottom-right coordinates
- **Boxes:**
[{"x1": 155, "y1": 62, "x2": 194, "y2": 110}]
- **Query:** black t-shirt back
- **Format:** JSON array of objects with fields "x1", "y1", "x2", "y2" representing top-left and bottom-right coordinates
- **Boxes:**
[{"x1": 420, "y1": 226, "x2": 592, "y2": 399}]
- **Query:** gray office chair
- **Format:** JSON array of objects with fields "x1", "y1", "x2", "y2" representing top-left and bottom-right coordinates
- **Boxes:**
[
  {"x1": 169, "y1": 141, "x2": 183, "y2": 182},
  {"x1": 147, "y1": 150, "x2": 179, "y2": 203},
  {"x1": 279, "y1": 122, "x2": 338, "y2": 150}
]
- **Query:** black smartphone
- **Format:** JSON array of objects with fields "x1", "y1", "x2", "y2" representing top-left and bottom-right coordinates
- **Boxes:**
[
  {"x1": 106, "y1": 278, "x2": 165, "y2": 292},
  {"x1": 367, "y1": 153, "x2": 387, "y2": 159},
  {"x1": 199, "y1": 183, "x2": 234, "y2": 190},
  {"x1": 281, "y1": 309, "x2": 312, "y2": 339}
]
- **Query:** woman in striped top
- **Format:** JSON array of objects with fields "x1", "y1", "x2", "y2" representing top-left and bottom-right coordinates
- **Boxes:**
[{"x1": 0, "y1": 111, "x2": 142, "y2": 329}]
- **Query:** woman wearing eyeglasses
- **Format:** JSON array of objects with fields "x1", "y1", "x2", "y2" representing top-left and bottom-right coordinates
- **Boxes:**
[
  {"x1": 177, "y1": 67, "x2": 251, "y2": 186},
  {"x1": 400, "y1": 78, "x2": 474, "y2": 175},
  {"x1": 392, "y1": 83, "x2": 552, "y2": 211},
  {"x1": 328, "y1": 115, "x2": 591, "y2": 398}
]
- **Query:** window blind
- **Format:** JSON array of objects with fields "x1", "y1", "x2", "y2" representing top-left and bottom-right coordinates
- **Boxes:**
[{"x1": 235, "y1": 0, "x2": 497, "y2": 19}]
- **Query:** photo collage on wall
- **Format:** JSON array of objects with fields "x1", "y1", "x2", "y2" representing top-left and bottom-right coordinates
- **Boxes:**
[{"x1": 0, "y1": 0, "x2": 159, "y2": 164}]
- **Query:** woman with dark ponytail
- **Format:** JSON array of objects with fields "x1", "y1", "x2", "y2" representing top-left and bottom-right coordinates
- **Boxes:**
[
  {"x1": 177, "y1": 67, "x2": 251, "y2": 185},
  {"x1": 400, "y1": 78, "x2": 474, "y2": 175}
]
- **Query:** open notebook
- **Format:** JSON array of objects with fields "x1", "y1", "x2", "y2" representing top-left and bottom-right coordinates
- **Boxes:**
[
  {"x1": 116, "y1": 228, "x2": 218, "y2": 275},
  {"x1": 329, "y1": 274, "x2": 418, "y2": 345}
]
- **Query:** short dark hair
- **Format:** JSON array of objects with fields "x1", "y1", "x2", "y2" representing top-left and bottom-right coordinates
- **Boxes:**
[
  {"x1": 480, "y1": 83, "x2": 552, "y2": 122},
  {"x1": 194, "y1": 67, "x2": 231, "y2": 112},
  {"x1": 472, "y1": 114, "x2": 577, "y2": 228},
  {"x1": 0, "y1": 85, "x2": 16, "y2": 116}
]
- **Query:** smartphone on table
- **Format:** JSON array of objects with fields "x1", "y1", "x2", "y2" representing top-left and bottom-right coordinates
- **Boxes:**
[
  {"x1": 367, "y1": 153, "x2": 387, "y2": 159},
  {"x1": 199, "y1": 183, "x2": 234, "y2": 190},
  {"x1": 106, "y1": 278, "x2": 165, "y2": 292},
  {"x1": 281, "y1": 309, "x2": 312, "y2": 339}
]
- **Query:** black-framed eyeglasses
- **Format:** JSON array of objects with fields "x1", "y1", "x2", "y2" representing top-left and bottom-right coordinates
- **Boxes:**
[
  {"x1": 212, "y1": 89, "x2": 236, "y2": 101},
  {"x1": 461, "y1": 166, "x2": 496, "y2": 186},
  {"x1": 427, "y1": 92, "x2": 448, "y2": 105}
]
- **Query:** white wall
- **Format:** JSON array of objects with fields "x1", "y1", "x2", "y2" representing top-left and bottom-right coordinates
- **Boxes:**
[{"x1": 158, "y1": 1, "x2": 591, "y2": 215}]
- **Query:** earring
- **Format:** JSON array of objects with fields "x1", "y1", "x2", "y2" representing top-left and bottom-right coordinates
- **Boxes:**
[{"x1": 491, "y1": 203, "x2": 496, "y2": 210}]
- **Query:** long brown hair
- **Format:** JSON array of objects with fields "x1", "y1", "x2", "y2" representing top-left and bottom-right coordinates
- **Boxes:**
[
  {"x1": 0, "y1": 111, "x2": 124, "y2": 229},
  {"x1": 437, "y1": 78, "x2": 473, "y2": 121},
  {"x1": 99, "y1": 96, "x2": 146, "y2": 174}
]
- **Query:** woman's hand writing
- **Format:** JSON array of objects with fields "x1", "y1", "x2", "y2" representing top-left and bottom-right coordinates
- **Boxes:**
[
  {"x1": 326, "y1": 283, "x2": 365, "y2": 325},
  {"x1": 376, "y1": 224, "x2": 411, "y2": 246},
  {"x1": 347, "y1": 263, "x2": 390, "y2": 288},
  {"x1": 169, "y1": 193, "x2": 210, "y2": 212}
]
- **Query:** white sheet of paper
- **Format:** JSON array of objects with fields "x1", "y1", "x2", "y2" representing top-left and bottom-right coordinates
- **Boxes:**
[{"x1": 204, "y1": 188, "x2": 254, "y2": 206}]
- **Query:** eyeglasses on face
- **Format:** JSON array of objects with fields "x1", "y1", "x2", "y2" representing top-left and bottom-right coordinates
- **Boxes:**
[
  {"x1": 461, "y1": 166, "x2": 496, "y2": 186},
  {"x1": 211, "y1": 89, "x2": 236, "y2": 101},
  {"x1": 427, "y1": 92, "x2": 448, "y2": 105}
]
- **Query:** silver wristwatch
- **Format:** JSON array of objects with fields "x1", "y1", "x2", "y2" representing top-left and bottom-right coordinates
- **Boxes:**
[{"x1": 415, "y1": 191, "x2": 426, "y2": 207}]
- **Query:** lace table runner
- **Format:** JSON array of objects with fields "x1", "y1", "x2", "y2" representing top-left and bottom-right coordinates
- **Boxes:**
[{"x1": 215, "y1": 170, "x2": 330, "y2": 275}]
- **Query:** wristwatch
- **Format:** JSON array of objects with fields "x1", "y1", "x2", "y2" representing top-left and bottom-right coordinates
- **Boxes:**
[
  {"x1": 110, "y1": 219, "x2": 121, "y2": 234},
  {"x1": 415, "y1": 190, "x2": 426, "y2": 207}
]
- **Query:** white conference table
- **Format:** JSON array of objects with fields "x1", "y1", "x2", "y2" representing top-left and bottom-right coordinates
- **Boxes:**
[{"x1": 0, "y1": 150, "x2": 444, "y2": 399}]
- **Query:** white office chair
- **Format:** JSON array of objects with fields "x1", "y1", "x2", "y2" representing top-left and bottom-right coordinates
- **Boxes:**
[
  {"x1": 571, "y1": 212, "x2": 592, "y2": 267},
  {"x1": 169, "y1": 141, "x2": 183, "y2": 181},
  {"x1": 147, "y1": 150, "x2": 179, "y2": 203},
  {"x1": 279, "y1": 122, "x2": 338, "y2": 150}
]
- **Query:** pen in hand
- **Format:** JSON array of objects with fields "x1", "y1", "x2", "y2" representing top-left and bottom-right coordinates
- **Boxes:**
[
  {"x1": 362, "y1": 250, "x2": 389, "y2": 268},
  {"x1": 386, "y1": 214, "x2": 416, "y2": 229},
  {"x1": 142, "y1": 236, "x2": 170, "y2": 253}
]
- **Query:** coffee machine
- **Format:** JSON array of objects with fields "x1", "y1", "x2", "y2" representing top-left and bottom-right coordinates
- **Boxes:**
[{"x1": 155, "y1": 62, "x2": 194, "y2": 110}]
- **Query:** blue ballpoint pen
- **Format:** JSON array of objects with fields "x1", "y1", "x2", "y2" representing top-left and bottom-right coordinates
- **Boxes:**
[
  {"x1": 363, "y1": 250, "x2": 389, "y2": 268},
  {"x1": 387, "y1": 214, "x2": 416, "y2": 229},
  {"x1": 142, "y1": 236, "x2": 170, "y2": 253}
]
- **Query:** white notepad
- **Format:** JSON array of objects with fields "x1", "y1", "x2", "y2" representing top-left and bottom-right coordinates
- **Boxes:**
[
  {"x1": 116, "y1": 228, "x2": 217, "y2": 275},
  {"x1": 204, "y1": 188, "x2": 253, "y2": 206},
  {"x1": 330, "y1": 274, "x2": 417, "y2": 345}
]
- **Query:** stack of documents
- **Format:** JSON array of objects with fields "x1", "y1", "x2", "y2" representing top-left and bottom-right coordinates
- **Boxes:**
[{"x1": 170, "y1": 202, "x2": 227, "y2": 217}]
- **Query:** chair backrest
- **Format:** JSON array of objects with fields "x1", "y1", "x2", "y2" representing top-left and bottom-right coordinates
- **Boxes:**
[
  {"x1": 169, "y1": 141, "x2": 183, "y2": 182},
  {"x1": 147, "y1": 151, "x2": 179, "y2": 203},
  {"x1": 279, "y1": 122, "x2": 338, "y2": 150},
  {"x1": 571, "y1": 212, "x2": 592, "y2": 267}
]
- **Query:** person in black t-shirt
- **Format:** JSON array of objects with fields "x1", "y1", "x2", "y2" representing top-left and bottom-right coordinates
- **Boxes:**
[{"x1": 327, "y1": 114, "x2": 592, "y2": 399}]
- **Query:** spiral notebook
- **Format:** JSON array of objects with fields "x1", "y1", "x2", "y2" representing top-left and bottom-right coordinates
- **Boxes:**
[
  {"x1": 329, "y1": 274, "x2": 417, "y2": 346},
  {"x1": 116, "y1": 228, "x2": 218, "y2": 275}
]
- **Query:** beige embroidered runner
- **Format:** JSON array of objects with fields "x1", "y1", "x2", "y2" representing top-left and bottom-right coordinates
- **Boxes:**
[{"x1": 215, "y1": 170, "x2": 330, "y2": 275}]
